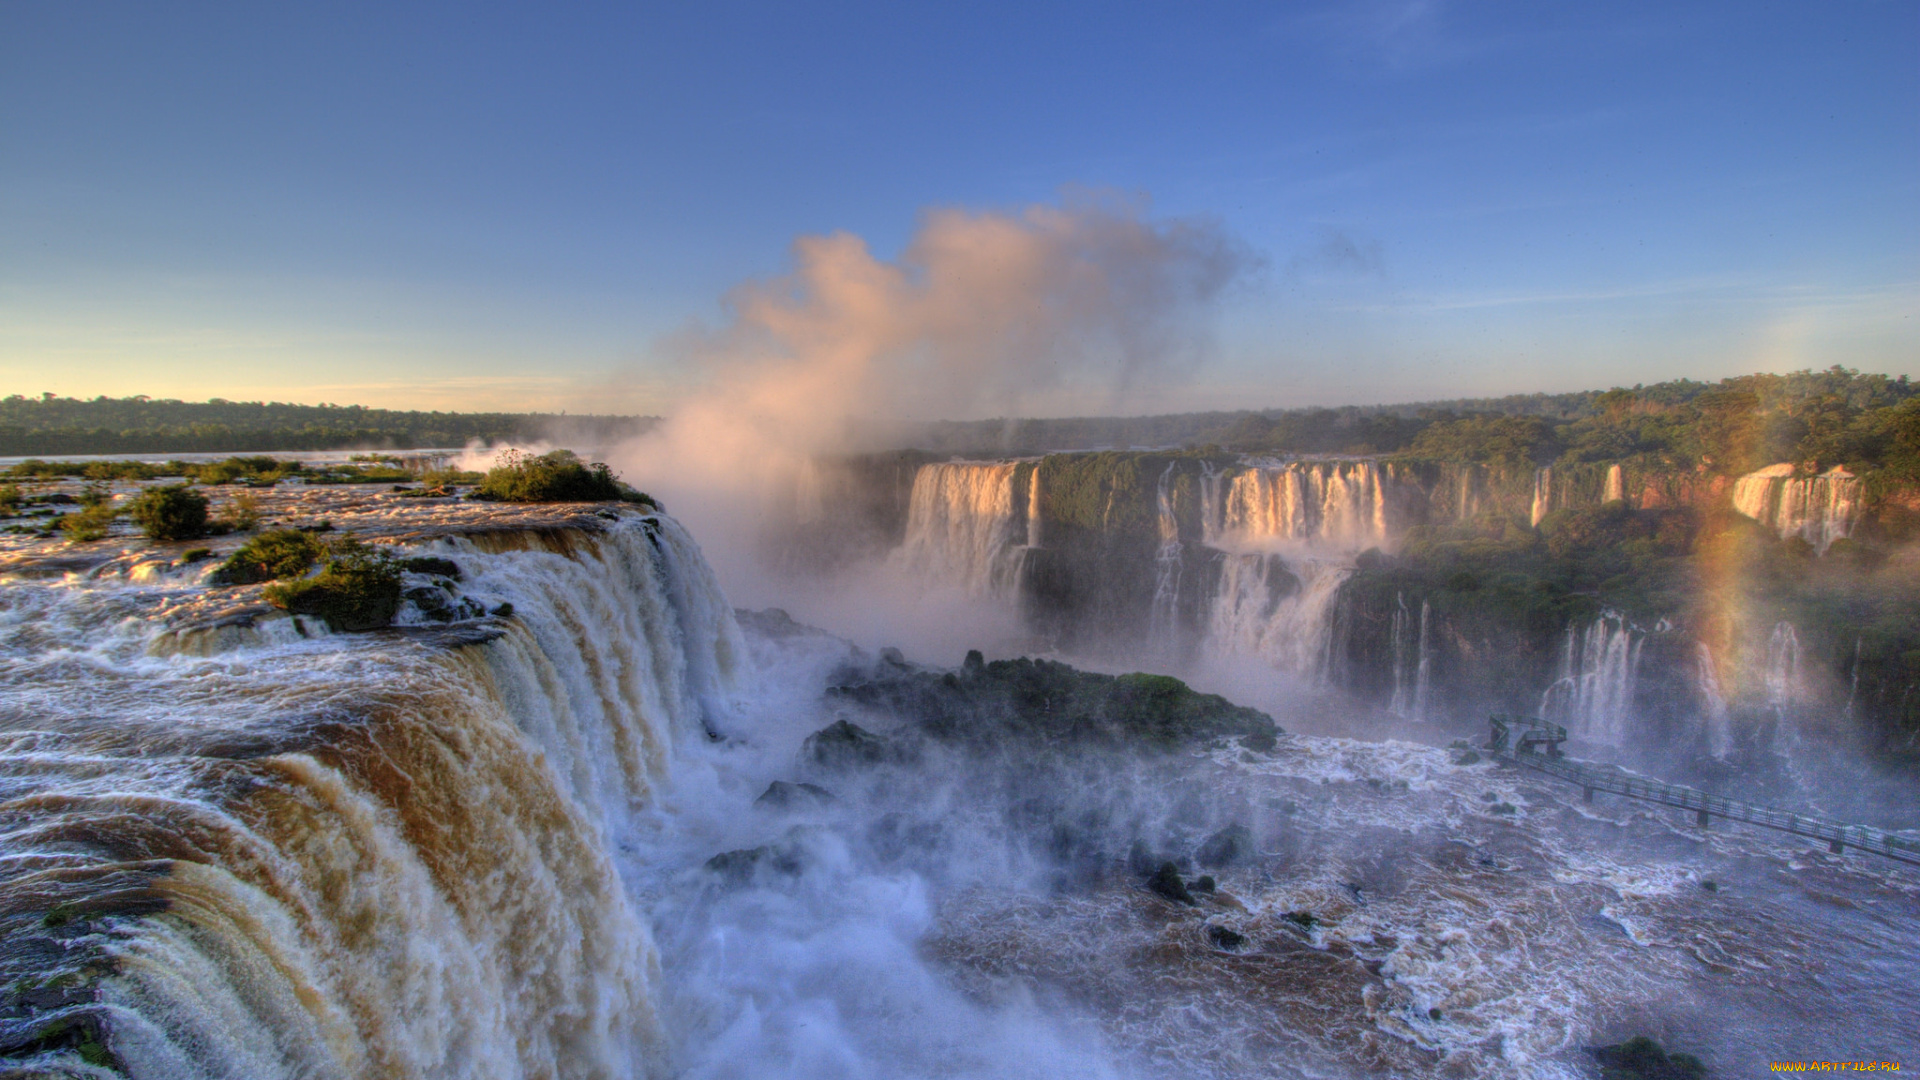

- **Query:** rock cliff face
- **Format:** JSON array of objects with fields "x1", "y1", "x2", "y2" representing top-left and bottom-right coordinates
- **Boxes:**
[{"x1": 841, "y1": 451, "x2": 1918, "y2": 759}]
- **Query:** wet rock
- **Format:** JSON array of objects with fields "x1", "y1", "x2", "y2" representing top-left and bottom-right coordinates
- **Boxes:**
[
  {"x1": 405, "y1": 585, "x2": 455, "y2": 621},
  {"x1": 704, "y1": 840, "x2": 808, "y2": 884},
  {"x1": 1192, "y1": 875, "x2": 1216, "y2": 893},
  {"x1": 1196, "y1": 824, "x2": 1253, "y2": 868},
  {"x1": 1452, "y1": 749, "x2": 1482, "y2": 766},
  {"x1": 803, "y1": 719, "x2": 894, "y2": 769},
  {"x1": 1281, "y1": 910, "x2": 1319, "y2": 932},
  {"x1": 755, "y1": 780, "x2": 836, "y2": 810},
  {"x1": 1147, "y1": 861, "x2": 1195, "y2": 905},
  {"x1": 1240, "y1": 729, "x2": 1277, "y2": 753},
  {"x1": 1205, "y1": 924, "x2": 1246, "y2": 951},
  {"x1": 1588, "y1": 1036, "x2": 1707, "y2": 1080},
  {"x1": 401, "y1": 555, "x2": 462, "y2": 579}
]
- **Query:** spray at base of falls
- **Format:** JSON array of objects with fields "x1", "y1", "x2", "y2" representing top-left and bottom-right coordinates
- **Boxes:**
[{"x1": 0, "y1": 511, "x2": 743, "y2": 1079}]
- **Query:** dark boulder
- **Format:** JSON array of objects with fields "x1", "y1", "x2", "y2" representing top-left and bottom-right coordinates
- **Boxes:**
[
  {"x1": 1196, "y1": 824, "x2": 1253, "y2": 868},
  {"x1": 1206, "y1": 924, "x2": 1246, "y2": 951},
  {"x1": 755, "y1": 780, "x2": 836, "y2": 810},
  {"x1": 1147, "y1": 861, "x2": 1195, "y2": 905},
  {"x1": 803, "y1": 719, "x2": 895, "y2": 769},
  {"x1": 1588, "y1": 1036, "x2": 1707, "y2": 1080}
]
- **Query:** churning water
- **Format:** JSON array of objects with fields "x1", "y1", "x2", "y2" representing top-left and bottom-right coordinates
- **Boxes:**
[{"x1": 3, "y1": 486, "x2": 1916, "y2": 1077}]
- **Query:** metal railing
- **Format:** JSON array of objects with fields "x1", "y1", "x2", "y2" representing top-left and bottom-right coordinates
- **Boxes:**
[{"x1": 1486, "y1": 715, "x2": 1920, "y2": 868}]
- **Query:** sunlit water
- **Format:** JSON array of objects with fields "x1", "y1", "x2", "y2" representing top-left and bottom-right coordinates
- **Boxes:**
[{"x1": 2, "y1": 485, "x2": 1915, "y2": 1077}]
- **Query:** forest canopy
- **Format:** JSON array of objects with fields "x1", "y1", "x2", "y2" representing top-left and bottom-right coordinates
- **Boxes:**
[{"x1": 0, "y1": 394, "x2": 657, "y2": 455}]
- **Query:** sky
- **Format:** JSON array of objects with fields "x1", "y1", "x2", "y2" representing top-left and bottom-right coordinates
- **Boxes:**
[{"x1": 1, "y1": 0, "x2": 1914, "y2": 417}]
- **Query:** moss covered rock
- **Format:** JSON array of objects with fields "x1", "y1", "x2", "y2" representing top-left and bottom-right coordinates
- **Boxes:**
[{"x1": 262, "y1": 549, "x2": 402, "y2": 632}]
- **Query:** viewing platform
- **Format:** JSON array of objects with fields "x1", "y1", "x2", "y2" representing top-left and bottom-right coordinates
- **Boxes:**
[{"x1": 1486, "y1": 715, "x2": 1920, "y2": 869}]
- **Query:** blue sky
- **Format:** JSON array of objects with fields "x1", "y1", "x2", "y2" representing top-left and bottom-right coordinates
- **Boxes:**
[{"x1": 1, "y1": 1, "x2": 1914, "y2": 415}]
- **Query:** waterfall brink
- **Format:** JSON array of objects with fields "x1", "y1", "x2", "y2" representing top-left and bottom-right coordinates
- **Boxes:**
[
  {"x1": 0, "y1": 512, "x2": 743, "y2": 1079},
  {"x1": 1538, "y1": 614, "x2": 1642, "y2": 746},
  {"x1": 1731, "y1": 464, "x2": 1862, "y2": 552},
  {"x1": 1205, "y1": 461, "x2": 1396, "y2": 553},
  {"x1": 1206, "y1": 554, "x2": 1351, "y2": 680},
  {"x1": 894, "y1": 462, "x2": 1031, "y2": 597}
]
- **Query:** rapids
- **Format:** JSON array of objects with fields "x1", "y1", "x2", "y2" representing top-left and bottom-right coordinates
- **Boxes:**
[{"x1": 4, "y1": 483, "x2": 1917, "y2": 1078}]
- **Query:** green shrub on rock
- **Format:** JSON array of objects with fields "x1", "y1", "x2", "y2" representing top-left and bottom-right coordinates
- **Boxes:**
[
  {"x1": 58, "y1": 503, "x2": 117, "y2": 542},
  {"x1": 262, "y1": 548, "x2": 402, "y2": 632},
  {"x1": 473, "y1": 449, "x2": 649, "y2": 504},
  {"x1": 212, "y1": 529, "x2": 327, "y2": 585},
  {"x1": 129, "y1": 484, "x2": 210, "y2": 541}
]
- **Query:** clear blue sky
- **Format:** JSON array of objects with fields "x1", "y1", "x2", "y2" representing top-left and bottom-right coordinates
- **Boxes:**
[{"x1": 2, "y1": 1, "x2": 1914, "y2": 415}]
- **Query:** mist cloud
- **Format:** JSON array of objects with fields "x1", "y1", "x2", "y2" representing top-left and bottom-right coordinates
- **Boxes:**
[{"x1": 627, "y1": 196, "x2": 1250, "y2": 472}]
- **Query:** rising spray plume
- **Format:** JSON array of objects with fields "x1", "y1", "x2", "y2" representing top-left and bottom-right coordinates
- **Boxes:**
[{"x1": 612, "y1": 196, "x2": 1254, "y2": 640}]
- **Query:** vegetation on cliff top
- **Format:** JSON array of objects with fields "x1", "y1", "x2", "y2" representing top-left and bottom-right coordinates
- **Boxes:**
[
  {"x1": 0, "y1": 394, "x2": 655, "y2": 455},
  {"x1": 472, "y1": 449, "x2": 653, "y2": 504},
  {"x1": 922, "y1": 367, "x2": 1920, "y2": 483}
]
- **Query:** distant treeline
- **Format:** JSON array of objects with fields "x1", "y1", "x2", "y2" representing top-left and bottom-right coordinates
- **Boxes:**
[
  {"x1": 917, "y1": 368, "x2": 1920, "y2": 479},
  {"x1": 0, "y1": 395, "x2": 659, "y2": 455}
]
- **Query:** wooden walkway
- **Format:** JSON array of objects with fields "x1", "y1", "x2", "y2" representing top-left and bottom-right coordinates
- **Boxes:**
[{"x1": 1486, "y1": 715, "x2": 1920, "y2": 869}]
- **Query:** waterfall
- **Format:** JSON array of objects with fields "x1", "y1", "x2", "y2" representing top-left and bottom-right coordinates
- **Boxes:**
[
  {"x1": 1603, "y1": 464, "x2": 1624, "y2": 504},
  {"x1": 894, "y1": 462, "x2": 1029, "y2": 596},
  {"x1": 1412, "y1": 598, "x2": 1432, "y2": 721},
  {"x1": 1205, "y1": 460, "x2": 1396, "y2": 553},
  {"x1": 1694, "y1": 643, "x2": 1732, "y2": 758},
  {"x1": 1386, "y1": 594, "x2": 1432, "y2": 720},
  {"x1": 0, "y1": 513, "x2": 743, "y2": 1078},
  {"x1": 1388, "y1": 593, "x2": 1412, "y2": 716},
  {"x1": 1538, "y1": 614, "x2": 1642, "y2": 745},
  {"x1": 1731, "y1": 464, "x2": 1862, "y2": 552},
  {"x1": 1846, "y1": 635, "x2": 1862, "y2": 721},
  {"x1": 1530, "y1": 467, "x2": 1552, "y2": 527},
  {"x1": 1205, "y1": 554, "x2": 1351, "y2": 680},
  {"x1": 1146, "y1": 463, "x2": 1184, "y2": 651}
]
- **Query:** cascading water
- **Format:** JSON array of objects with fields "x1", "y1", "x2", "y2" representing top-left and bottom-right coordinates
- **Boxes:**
[
  {"x1": 1207, "y1": 461, "x2": 1396, "y2": 552},
  {"x1": 1145, "y1": 463, "x2": 1184, "y2": 655},
  {"x1": 1538, "y1": 614, "x2": 1642, "y2": 746},
  {"x1": 1530, "y1": 467, "x2": 1552, "y2": 527},
  {"x1": 1205, "y1": 555, "x2": 1350, "y2": 680},
  {"x1": 1694, "y1": 643, "x2": 1732, "y2": 758},
  {"x1": 893, "y1": 462, "x2": 1029, "y2": 597},
  {"x1": 1602, "y1": 463, "x2": 1625, "y2": 504},
  {"x1": 0, "y1": 510, "x2": 743, "y2": 1079},
  {"x1": 1731, "y1": 464, "x2": 1862, "y2": 553},
  {"x1": 1765, "y1": 620, "x2": 1806, "y2": 746},
  {"x1": 1386, "y1": 594, "x2": 1432, "y2": 721}
]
